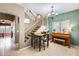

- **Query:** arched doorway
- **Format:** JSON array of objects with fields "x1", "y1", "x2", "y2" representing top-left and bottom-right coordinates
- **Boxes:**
[{"x1": 0, "y1": 12, "x2": 16, "y2": 56}]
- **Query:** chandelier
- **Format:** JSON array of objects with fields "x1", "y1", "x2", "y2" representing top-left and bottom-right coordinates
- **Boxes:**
[{"x1": 48, "y1": 6, "x2": 58, "y2": 16}]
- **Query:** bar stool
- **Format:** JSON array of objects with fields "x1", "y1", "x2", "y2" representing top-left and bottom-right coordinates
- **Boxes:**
[
  {"x1": 31, "y1": 33, "x2": 39, "y2": 49},
  {"x1": 31, "y1": 32, "x2": 49, "y2": 51}
]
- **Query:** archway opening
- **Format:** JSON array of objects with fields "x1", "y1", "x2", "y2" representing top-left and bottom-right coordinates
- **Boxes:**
[{"x1": 0, "y1": 12, "x2": 16, "y2": 56}]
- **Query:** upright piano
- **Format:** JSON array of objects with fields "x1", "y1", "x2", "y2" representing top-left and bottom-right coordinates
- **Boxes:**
[{"x1": 51, "y1": 33, "x2": 71, "y2": 48}]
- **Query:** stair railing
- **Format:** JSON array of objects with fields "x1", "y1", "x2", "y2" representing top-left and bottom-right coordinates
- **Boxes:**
[{"x1": 25, "y1": 16, "x2": 42, "y2": 35}]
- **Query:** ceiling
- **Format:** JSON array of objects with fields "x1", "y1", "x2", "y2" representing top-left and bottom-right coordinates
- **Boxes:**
[{"x1": 18, "y1": 3, "x2": 79, "y2": 16}]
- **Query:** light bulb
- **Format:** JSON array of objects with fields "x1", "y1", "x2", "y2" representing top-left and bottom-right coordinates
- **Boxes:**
[
  {"x1": 48, "y1": 13, "x2": 51, "y2": 16},
  {"x1": 55, "y1": 13, "x2": 58, "y2": 15}
]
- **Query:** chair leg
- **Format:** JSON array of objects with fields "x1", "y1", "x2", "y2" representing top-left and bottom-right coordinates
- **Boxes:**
[
  {"x1": 31, "y1": 39, "x2": 33, "y2": 47},
  {"x1": 34, "y1": 44, "x2": 35, "y2": 49},
  {"x1": 43, "y1": 41, "x2": 45, "y2": 50},
  {"x1": 39, "y1": 37, "x2": 41, "y2": 51},
  {"x1": 47, "y1": 39, "x2": 49, "y2": 48},
  {"x1": 33, "y1": 40, "x2": 36, "y2": 49},
  {"x1": 64, "y1": 40, "x2": 66, "y2": 46}
]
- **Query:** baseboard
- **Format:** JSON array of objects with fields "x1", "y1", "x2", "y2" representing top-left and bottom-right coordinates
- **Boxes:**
[
  {"x1": 70, "y1": 44, "x2": 79, "y2": 47},
  {"x1": 19, "y1": 46, "x2": 31, "y2": 51}
]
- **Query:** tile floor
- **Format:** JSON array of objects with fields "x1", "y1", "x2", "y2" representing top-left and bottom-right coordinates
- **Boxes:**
[
  {"x1": 12, "y1": 43, "x2": 79, "y2": 56},
  {"x1": 0, "y1": 36, "x2": 79, "y2": 56}
]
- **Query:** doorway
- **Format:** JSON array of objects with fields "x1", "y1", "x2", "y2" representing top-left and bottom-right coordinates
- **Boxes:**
[{"x1": 0, "y1": 13, "x2": 15, "y2": 56}]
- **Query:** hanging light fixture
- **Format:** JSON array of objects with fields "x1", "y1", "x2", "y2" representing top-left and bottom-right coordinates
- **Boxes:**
[
  {"x1": 1, "y1": 19, "x2": 5, "y2": 24},
  {"x1": 48, "y1": 6, "x2": 58, "y2": 16},
  {"x1": 0, "y1": 19, "x2": 5, "y2": 24}
]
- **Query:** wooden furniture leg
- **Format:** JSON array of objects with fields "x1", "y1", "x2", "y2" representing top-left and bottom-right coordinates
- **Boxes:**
[
  {"x1": 47, "y1": 34, "x2": 49, "y2": 48},
  {"x1": 68, "y1": 39, "x2": 70, "y2": 48},
  {"x1": 39, "y1": 37, "x2": 41, "y2": 51},
  {"x1": 43, "y1": 40, "x2": 45, "y2": 50},
  {"x1": 34, "y1": 40, "x2": 35, "y2": 49},
  {"x1": 31, "y1": 38, "x2": 33, "y2": 47}
]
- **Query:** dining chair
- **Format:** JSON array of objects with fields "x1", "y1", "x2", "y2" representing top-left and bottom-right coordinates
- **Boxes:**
[{"x1": 42, "y1": 33, "x2": 49, "y2": 50}]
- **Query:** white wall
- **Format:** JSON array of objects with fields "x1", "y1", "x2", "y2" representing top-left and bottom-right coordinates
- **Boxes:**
[
  {"x1": 0, "y1": 3, "x2": 25, "y2": 49},
  {"x1": 42, "y1": 16, "x2": 48, "y2": 26}
]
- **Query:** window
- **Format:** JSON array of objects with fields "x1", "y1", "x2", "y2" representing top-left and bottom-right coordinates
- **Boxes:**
[{"x1": 24, "y1": 18, "x2": 30, "y2": 23}]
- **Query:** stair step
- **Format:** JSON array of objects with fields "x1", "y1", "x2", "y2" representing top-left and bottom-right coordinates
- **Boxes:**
[
  {"x1": 36, "y1": 26, "x2": 40, "y2": 28},
  {"x1": 30, "y1": 32, "x2": 34, "y2": 34},
  {"x1": 34, "y1": 28, "x2": 38, "y2": 30},
  {"x1": 24, "y1": 40, "x2": 27, "y2": 42},
  {"x1": 25, "y1": 36, "x2": 29, "y2": 39},
  {"x1": 32, "y1": 30, "x2": 36, "y2": 32},
  {"x1": 35, "y1": 28, "x2": 39, "y2": 29},
  {"x1": 27, "y1": 34, "x2": 31, "y2": 36}
]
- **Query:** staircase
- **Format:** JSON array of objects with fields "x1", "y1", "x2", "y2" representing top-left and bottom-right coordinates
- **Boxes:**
[
  {"x1": 15, "y1": 8, "x2": 43, "y2": 49},
  {"x1": 24, "y1": 11, "x2": 42, "y2": 47},
  {"x1": 24, "y1": 19, "x2": 42, "y2": 47},
  {"x1": 24, "y1": 26, "x2": 40, "y2": 46}
]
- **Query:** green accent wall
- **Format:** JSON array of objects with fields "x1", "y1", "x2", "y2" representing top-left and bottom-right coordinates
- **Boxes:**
[{"x1": 48, "y1": 9, "x2": 79, "y2": 45}]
